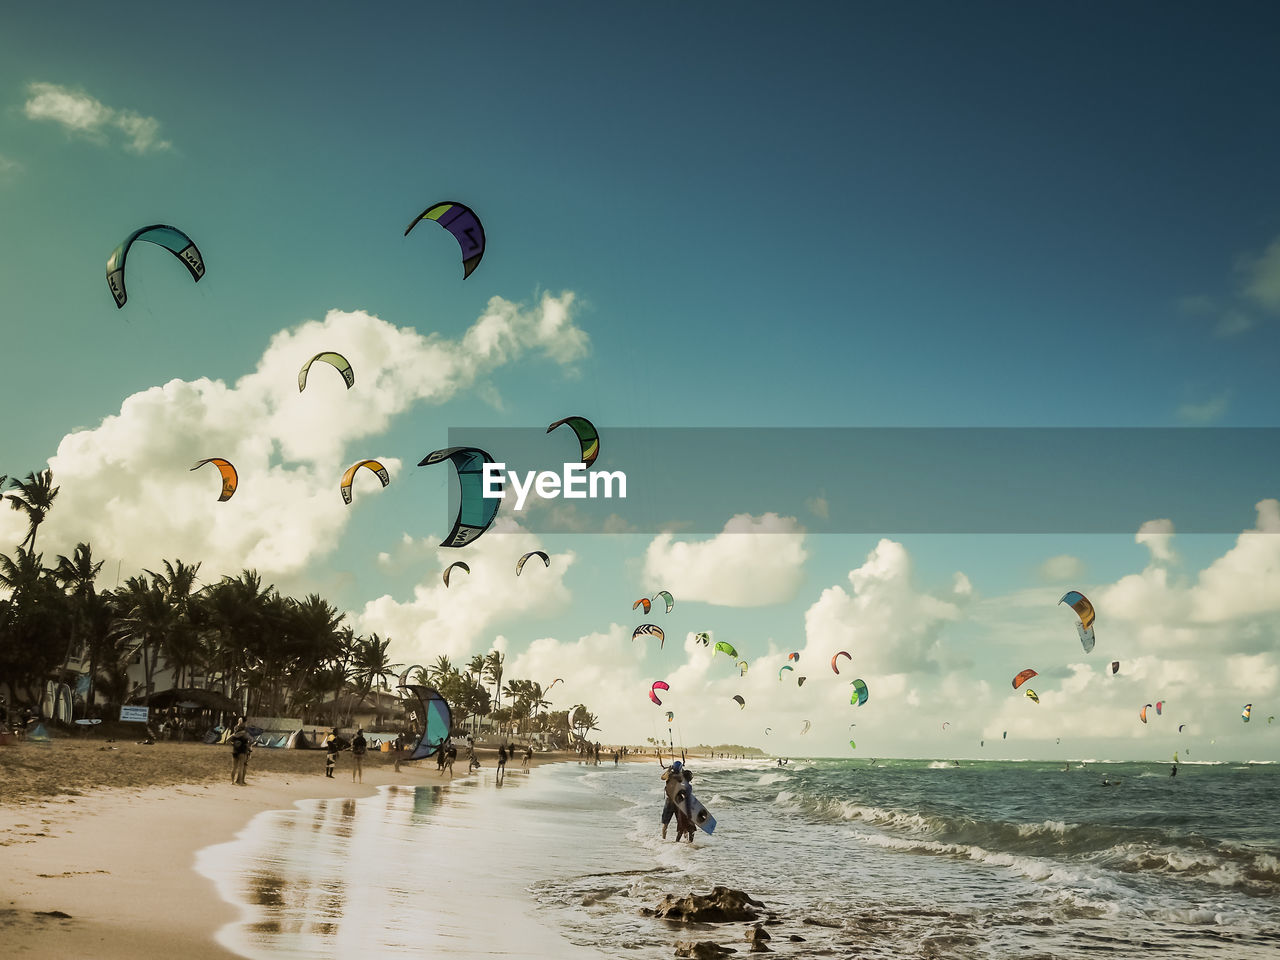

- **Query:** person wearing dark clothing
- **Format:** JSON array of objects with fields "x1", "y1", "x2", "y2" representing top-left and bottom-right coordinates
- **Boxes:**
[{"x1": 351, "y1": 728, "x2": 367, "y2": 783}]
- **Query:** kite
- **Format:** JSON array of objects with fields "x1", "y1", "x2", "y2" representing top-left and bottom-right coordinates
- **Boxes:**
[
  {"x1": 1178, "y1": 724, "x2": 1186, "y2": 733},
  {"x1": 732, "y1": 695, "x2": 745, "y2": 709},
  {"x1": 649, "y1": 681, "x2": 669, "y2": 706},
  {"x1": 298, "y1": 352, "x2": 354, "y2": 391},
  {"x1": 801, "y1": 720, "x2": 811, "y2": 735},
  {"x1": 942, "y1": 722, "x2": 950, "y2": 731},
  {"x1": 545, "y1": 415, "x2": 599, "y2": 468},
  {"x1": 1242, "y1": 703, "x2": 1252, "y2": 722},
  {"x1": 695, "y1": 632, "x2": 710, "y2": 646},
  {"x1": 546, "y1": 678, "x2": 563, "y2": 693},
  {"x1": 764, "y1": 727, "x2": 772, "y2": 735},
  {"x1": 1012, "y1": 669, "x2": 1038, "y2": 690},
  {"x1": 779, "y1": 664, "x2": 794, "y2": 680},
  {"x1": 1270, "y1": 716, "x2": 1276, "y2": 725},
  {"x1": 1155, "y1": 700, "x2": 1164, "y2": 716},
  {"x1": 399, "y1": 684, "x2": 452, "y2": 762},
  {"x1": 634, "y1": 624, "x2": 665, "y2": 648},
  {"x1": 340, "y1": 459, "x2": 390, "y2": 504},
  {"x1": 1141, "y1": 703, "x2": 1153, "y2": 724},
  {"x1": 442, "y1": 561, "x2": 470, "y2": 587},
  {"x1": 797, "y1": 676, "x2": 807, "y2": 687},
  {"x1": 633, "y1": 598, "x2": 652, "y2": 614},
  {"x1": 516, "y1": 550, "x2": 550, "y2": 576},
  {"x1": 831, "y1": 651, "x2": 851, "y2": 674},
  {"x1": 714, "y1": 641, "x2": 739, "y2": 659},
  {"x1": 404, "y1": 201, "x2": 485, "y2": 278},
  {"x1": 418, "y1": 446, "x2": 500, "y2": 548},
  {"x1": 850, "y1": 678, "x2": 869, "y2": 706},
  {"x1": 737, "y1": 661, "x2": 749, "y2": 677},
  {"x1": 106, "y1": 224, "x2": 204, "y2": 308},
  {"x1": 653, "y1": 590, "x2": 674, "y2": 614},
  {"x1": 665, "y1": 711, "x2": 674, "y2": 722},
  {"x1": 1059, "y1": 590, "x2": 1096, "y2": 653},
  {"x1": 191, "y1": 458, "x2": 237, "y2": 501},
  {"x1": 1002, "y1": 731, "x2": 1007, "y2": 740},
  {"x1": 1025, "y1": 689, "x2": 1040, "y2": 704},
  {"x1": 849, "y1": 739, "x2": 856, "y2": 750},
  {"x1": 788, "y1": 652, "x2": 800, "y2": 663},
  {"x1": 1111, "y1": 661, "x2": 1120, "y2": 675}
]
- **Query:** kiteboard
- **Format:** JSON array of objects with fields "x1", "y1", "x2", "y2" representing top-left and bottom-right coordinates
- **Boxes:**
[{"x1": 674, "y1": 784, "x2": 717, "y2": 835}]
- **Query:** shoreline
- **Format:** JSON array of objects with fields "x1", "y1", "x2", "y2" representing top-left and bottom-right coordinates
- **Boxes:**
[{"x1": 0, "y1": 738, "x2": 605, "y2": 959}]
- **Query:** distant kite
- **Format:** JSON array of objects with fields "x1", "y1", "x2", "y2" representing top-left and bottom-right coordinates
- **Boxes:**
[
  {"x1": 649, "y1": 680, "x2": 669, "y2": 706},
  {"x1": 831, "y1": 651, "x2": 851, "y2": 674},
  {"x1": 1012, "y1": 669, "x2": 1038, "y2": 690},
  {"x1": 633, "y1": 598, "x2": 652, "y2": 614},
  {"x1": 405, "y1": 201, "x2": 485, "y2": 278},
  {"x1": 732, "y1": 695, "x2": 746, "y2": 709},
  {"x1": 546, "y1": 416, "x2": 599, "y2": 468},
  {"x1": 107, "y1": 224, "x2": 204, "y2": 308},
  {"x1": 191, "y1": 458, "x2": 237, "y2": 501},
  {"x1": 516, "y1": 550, "x2": 550, "y2": 576},
  {"x1": 633, "y1": 624, "x2": 665, "y2": 648},
  {"x1": 443, "y1": 561, "x2": 470, "y2": 587},
  {"x1": 850, "y1": 678, "x2": 869, "y2": 706},
  {"x1": 653, "y1": 590, "x2": 674, "y2": 614},
  {"x1": 340, "y1": 459, "x2": 390, "y2": 504},
  {"x1": 298, "y1": 352, "x2": 354, "y2": 391}
]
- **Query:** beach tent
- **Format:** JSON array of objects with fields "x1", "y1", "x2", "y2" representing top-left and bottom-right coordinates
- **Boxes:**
[{"x1": 287, "y1": 729, "x2": 316, "y2": 749}]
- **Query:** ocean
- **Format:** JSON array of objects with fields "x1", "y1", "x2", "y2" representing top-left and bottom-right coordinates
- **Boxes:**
[{"x1": 197, "y1": 757, "x2": 1280, "y2": 959}]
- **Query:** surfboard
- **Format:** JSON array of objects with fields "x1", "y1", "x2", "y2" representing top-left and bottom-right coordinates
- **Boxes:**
[{"x1": 674, "y1": 784, "x2": 717, "y2": 835}]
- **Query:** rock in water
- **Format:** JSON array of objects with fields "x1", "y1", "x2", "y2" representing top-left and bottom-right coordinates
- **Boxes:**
[
  {"x1": 675, "y1": 941, "x2": 736, "y2": 958},
  {"x1": 645, "y1": 886, "x2": 767, "y2": 923}
]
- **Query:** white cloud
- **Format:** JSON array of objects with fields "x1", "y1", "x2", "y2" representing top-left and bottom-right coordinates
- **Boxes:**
[
  {"x1": 642, "y1": 513, "x2": 807, "y2": 606},
  {"x1": 355, "y1": 518, "x2": 576, "y2": 668},
  {"x1": 24, "y1": 82, "x2": 171, "y2": 153},
  {"x1": 802, "y1": 539, "x2": 963, "y2": 676},
  {"x1": 1176, "y1": 392, "x2": 1229, "y2": 424},
  {"x1": 39, "y1": 293, "x2": 587, "y2": 582},
  {"x1": 1242, "y1": 236, "x2": 1280, "y2": 313},
  {"x1": 1135, "y1": 518, "x2": 1176, "y2": 564},
  {"x1": 0, "y1": 153, "x2": 20, "y2": 179},
  {"x1": 1038, "y1": 554, "x2": 1083, "y2": 582}
]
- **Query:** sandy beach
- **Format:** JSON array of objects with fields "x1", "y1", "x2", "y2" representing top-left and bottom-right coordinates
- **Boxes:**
[{"x1": 0, "y1": 736, "x2": 595, "y2": 960}]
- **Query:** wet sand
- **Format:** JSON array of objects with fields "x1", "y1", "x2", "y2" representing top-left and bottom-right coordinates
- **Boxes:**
[{"x1": 0, "y1": 737, "x2": 599, "y2": 959}]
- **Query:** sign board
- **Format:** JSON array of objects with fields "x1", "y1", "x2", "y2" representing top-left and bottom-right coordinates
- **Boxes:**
[{"x1": 119, "y1": 705, "x2": 149, "y2": 723}]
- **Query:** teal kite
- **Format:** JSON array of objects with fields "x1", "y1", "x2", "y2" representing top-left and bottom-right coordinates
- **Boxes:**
[
  {"x1": 418, "y1": 446, "x2": 499, "y2": 548},
  {"x1": 107, "y1": 224, "x2": 204, "y2": 308},
  {"x1": 546, "y1": 416, "x2": 599, "y2": 468}
]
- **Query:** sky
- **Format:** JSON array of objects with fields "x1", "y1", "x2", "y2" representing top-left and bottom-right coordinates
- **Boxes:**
[{"x1": 2, "y1": 2, "x2": 1279, "y2": 760}]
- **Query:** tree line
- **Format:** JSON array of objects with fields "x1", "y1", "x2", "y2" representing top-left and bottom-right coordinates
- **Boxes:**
[{"x1": 0, "y1": 468, "x2": 601, "y2": 741}]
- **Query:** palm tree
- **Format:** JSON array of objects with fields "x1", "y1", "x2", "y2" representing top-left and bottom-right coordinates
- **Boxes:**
[
  {"x1": 350, "y1": 633, "x2": 402, "y2": 727},
  {"x1": 53, "y1": 541, "x2": 104, "y2": 693},
  {"x1": 8, "y1": 469, "x2": 59, "y2": 551},
  {"x1": 483, "y1": 649, "x2": 505, "y2": 715},
  {"x1": 427, "y1": 655, "x2": 454, "y2": 688},
  {"x1": 467, "y1": 654, "x2": 486, "y2": 733}
]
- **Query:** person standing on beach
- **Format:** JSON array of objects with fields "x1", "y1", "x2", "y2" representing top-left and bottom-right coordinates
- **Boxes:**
[
  {"x1": 497, "y1": 743, "x2": 508, "y2": 782},
  {"x1": 230, "y1": 720, "x2": 251, "y2": 785},
  {"x1": 522, "y1": 745, "x2": 532, "y2": 768},
  {"x1": 393, "y1": 733, "x2": 405, "y2": 773},
  {"x1": 659, "y1": 759, "x2": 694, "y2": 840},
  {"x1": 351, "y1": 727, "x2": 367, "y2": 783},
  {"x1": 324, "y1": 729, "x2": 340, "y2": 778}
]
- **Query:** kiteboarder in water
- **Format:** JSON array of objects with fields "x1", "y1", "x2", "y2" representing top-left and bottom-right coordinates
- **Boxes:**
[{"x1": 659, "y1": 760, "x2": 696, "y2": 842}]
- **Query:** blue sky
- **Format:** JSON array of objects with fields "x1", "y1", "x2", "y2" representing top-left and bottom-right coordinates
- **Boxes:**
[{"x1": 2, "y1": 3, "x2": 1279, "y2": 759}]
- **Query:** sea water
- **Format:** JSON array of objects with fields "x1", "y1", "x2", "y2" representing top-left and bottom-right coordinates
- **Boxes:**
[{"x1": 198, "y1": 758, "x2": 1280, "y2": 959}]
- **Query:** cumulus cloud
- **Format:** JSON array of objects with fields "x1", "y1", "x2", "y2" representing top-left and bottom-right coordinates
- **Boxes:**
[
  {"x1": 24, "y1": 82, "x2": 171, "y2": 153},
  {"x1": 1135, "y1": 518, "x2": 1176, "y2": 564},
  {"x1": 642, "y1": 513, "x2": 807, "y2": 606},
  {"x1": 354, "y1": 518, "x2": 576, "y2": 668},
  {"x1": 802, "y1": 539, "x2": 963, "y2": 677},
  {"x1": 1038, "y1": 554, "x2": 1083, "y2": 582},
  {"x1": 40, "y1": 293, "x2": 587, "y2": 581}
]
